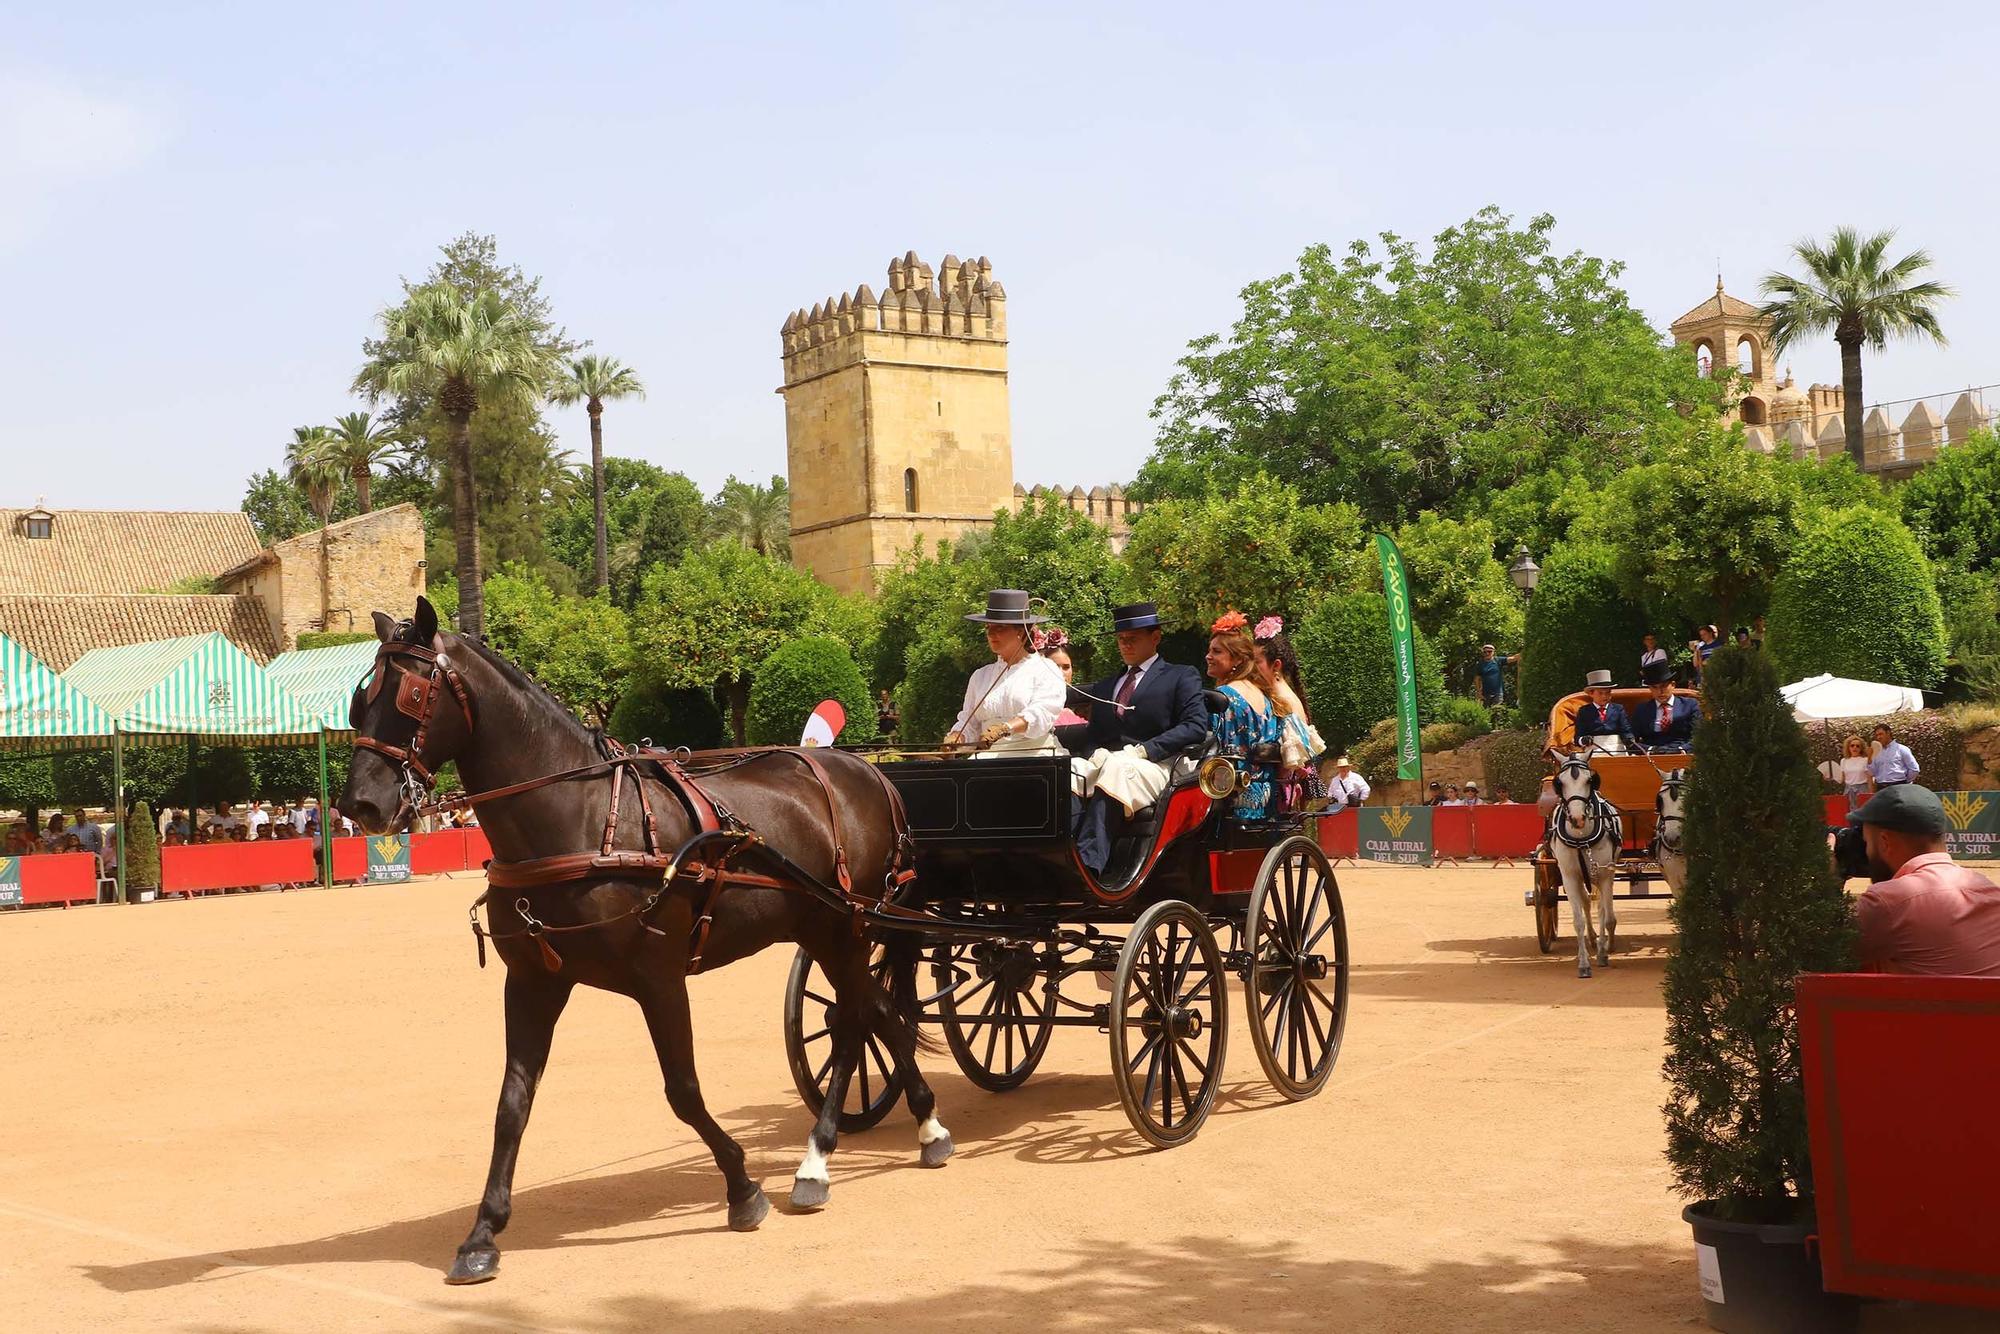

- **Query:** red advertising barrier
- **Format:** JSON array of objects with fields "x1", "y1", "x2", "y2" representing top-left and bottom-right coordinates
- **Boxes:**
[
  {"x1": 1431, "y1": 806, "x2": 1474, "y2": 861},
  {"x1": 1473, "y1": 805, "x2": 1547, "y2": 861},
  {"x1": 1800, "y1": 972, "x2": 2000, "y2": 1309},
  {"x1": 466, "y1": 828, "x2": 492, "y2": 866},
  {"x1": 1824, "y1": 792, "x2": 1872, "y2": 826},
  {"x1": 332, "y1": 836, "x2": 366, "y2": 881},
  {"x1": 162, "y1": 840, "x2": 319, "y2": 892},
  {"x1": 1317, "y1": 809, "x2": 1358, "y2": 859},
  {"x1": 412, "y1": 829, "x2": 468, "y2": 876},
  {"x1": 19, "y1": 851, "x2": 102, "y2": 905}
]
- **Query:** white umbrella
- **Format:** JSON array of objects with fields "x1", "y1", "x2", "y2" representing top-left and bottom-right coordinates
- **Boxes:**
[{"x1": 1780, "y1": 673, "x2": 1924, "y2": 721}]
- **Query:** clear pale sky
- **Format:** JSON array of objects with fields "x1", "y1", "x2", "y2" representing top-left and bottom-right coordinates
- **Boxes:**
[{"x1": 5, "y1": 2, "x2": 1996, "y2": 512}]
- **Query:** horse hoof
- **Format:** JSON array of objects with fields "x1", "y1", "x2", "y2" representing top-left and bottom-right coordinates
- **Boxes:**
[
  {"x1": 1578, "y1": 967, "x2": 1593, "y2": 979},
  {"x1": 729, "y1": 1187, "x2": 772, "y2": 1232},
  {"x1": 790, "y1": 1177, "x2": 830, "y2": 1211},
  {"x1": 921, "y1": 1134, "x2": 954, "y2": 1169},
  {"x1": 445, "y1": 1246, "x2": 499, "y2": 1285}
]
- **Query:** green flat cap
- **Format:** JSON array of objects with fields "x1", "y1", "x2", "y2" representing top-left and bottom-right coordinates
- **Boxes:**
[{"x1": 1846, "y1": 784, "x2": 1948, "y2": 836}]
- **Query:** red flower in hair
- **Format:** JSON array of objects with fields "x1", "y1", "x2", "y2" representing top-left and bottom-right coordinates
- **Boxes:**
[
  {"x1": 1032, "y1": 626, "x2": 1071, "y2": 653},
  {"x1": 1211, "y1": 610, "x2": 1248, "y2": 634}
]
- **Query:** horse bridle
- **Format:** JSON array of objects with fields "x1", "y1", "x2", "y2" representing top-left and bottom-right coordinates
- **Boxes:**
[
  {"x1": 1552, "y1": 758, "x2": 1615, "y2": 850},
  {"x1": 352, "y1": 637, "x2": 476, "y2": 804},
  {"x1": 1655, "y1": 777, "x2": 1686, "y2": 854}
]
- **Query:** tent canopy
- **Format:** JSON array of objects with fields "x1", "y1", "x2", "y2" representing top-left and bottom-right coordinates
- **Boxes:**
[
  {"x1": 0, "y1": 632, "x2": 117, "y2": 751},
  {"x1": 62, "y1": 632, "x2": 322, "y2": 744},
  {"x1": 1780, "y1": 673, "x2": 1924, "y2": 721},
  {"x1": 266, "y1": 640, "x2": 376, "y2": 733}
]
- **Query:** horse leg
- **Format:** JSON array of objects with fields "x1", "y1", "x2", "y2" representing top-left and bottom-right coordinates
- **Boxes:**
[
  {"x1": 634, "y1": 971, "x2": 770, "y2": 1232},
  {"x1": 448, "y1": 969, "x2": 573, "y2": 1284},
  {"x1": 867, "y1": 934, "x2": 951, "y2": 1165},
  {"x1": 1562, "y1": 849, "x2": 1593, "y2": 979},
  {"x1": 789, "y1": 970, "x2": 864, "y2": 1211},
  {"x1": 1597, "y1": 850, "x2": 1618, "y2": 965}
]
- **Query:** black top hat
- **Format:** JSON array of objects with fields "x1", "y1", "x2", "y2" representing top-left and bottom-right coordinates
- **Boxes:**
[
  {"x1": 1111, "y1": 602, "x2": 1162, "y2": 631},
  {"x1": 966, "y1": 589, "x2": 1045, "y2": 626},
  {"x1": 1642, "y1": 660, "x2": 1676, "y2": 687}
]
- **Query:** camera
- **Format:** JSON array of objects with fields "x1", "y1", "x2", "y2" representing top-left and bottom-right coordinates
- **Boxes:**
[
  {"x1": 1830, "y1": 824, "x2": 1871, "y2": 881},
  {"x1": 416, "y1": 558, "x2": 428, "y2": 570}
]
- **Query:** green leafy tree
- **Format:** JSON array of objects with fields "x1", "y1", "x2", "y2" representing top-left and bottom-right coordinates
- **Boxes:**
[
  {"x1": 242, "y1": 467, "x2": 357, "y2": 544},
  {"x1": 548, "y1": 355, "x2": 646, "y2": 592},
  {"x1": 248, "y1": 743, "x2": 351, "y2": 803},
  {"x1": 285, "y1": 425, "x2": 345, "y2": 526},
  {"x1": 125, "y1": 801, "x2": 160, "y2": 893},
  {"x1": 1121, "y1": 474, "x2": 1365, "y2": 632},
  {"x1": 707, "y1": 475, "x2": 792, "y2": 560},
  {"x1": 1138, "y1": 208, "x2": 1718, "y2": 525},
  {"x1": 545, "y1": 458, "x2": 706, "y2": 607},
  {"x1": 481, "y1": 565, "x2": 632, "y2": 724},
  {"x1": 1290, "y1": 589, "x2": 1445, "y2": 753},
  {"x1": 606, "y1": 679, "x2": 725, "y2": 749},
  {"x1": 629, "y1": 543, "x2": 841, "y2": 743},
  {"x1": 0, "y1": 755, "x2": 56, "y2": 826},
  {"x1": 1391, "y1": 512, "x2": 1524, "y2": 686},
  {"x1": 323, "y1": 411, "x2": 403, "y2": 513},
  {"x1": 1759, "y1": 228, "x2": 1952, "y2": 468},
  {"x1": 355, "y1": 282, "x2": 558, "y2": 634},
  {"x1": 1767, "y1": 507, "x2": 1948, "y2": 690},
  {"x1": 1898, "y1": 429, "x2": 2000, "y2": 572},
  {"x1": 746, "y1": 637, "x2": 879, "y2": 747},
  {"x1": 872, "y1": 538, "x2": 983, "y2": 694},
  {"x1": 1517, "y1": 543, "x2": 1651, "y2": 720},
  {"x1": 897, "y1": 623, "x2": 989, "y2": 746},
  {"x1": 1663, "y1": 646, "x2": 1855, "y2": 1219}
]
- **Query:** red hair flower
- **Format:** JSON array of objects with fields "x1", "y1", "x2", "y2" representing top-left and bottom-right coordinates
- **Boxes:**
[{"x1": 1211, "y1": 610, "x2": 1248, "y2": 634}]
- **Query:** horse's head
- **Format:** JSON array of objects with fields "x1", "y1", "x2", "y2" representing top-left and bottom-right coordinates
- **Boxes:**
[
  {"x1": 1553, "y1": 755, "x2": 1599, "y2": 803},
  {"x1": 337, "y1": 596, "x2": 476, "y2": 833},
  {"x1": 1655, "y1": 773, "x2": 1687, "y2": 853}
]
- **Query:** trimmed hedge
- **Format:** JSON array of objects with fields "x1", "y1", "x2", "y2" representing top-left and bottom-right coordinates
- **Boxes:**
[
  {"x1": 1480, "y1": 729, "x2": 1550, "y2": 804},
  {"x1": 296, "y1": 631, "x2": 377, "y2": 651},
  {"x1": 1797, "y1": 711, "x2": 1963, "y2": 791},
  {"x1": 1768, "y1": 507, "x2": 1947, "y2": 690},
  {"x1": 606, "y1": 679, "x2": 725, "y2": 750},
  {"x1": 746, "y1": 637, "x2": 878, "y2": 747},
  {"x1": 1292, "y1": 590, "x2": 1445, "y2": 755},
  {"x1": 126, "y1": 800, "x2": 160, "y2": 891},
  {"x1": 1519, "y1": 542, "x2": 1650, "y2": 720}
]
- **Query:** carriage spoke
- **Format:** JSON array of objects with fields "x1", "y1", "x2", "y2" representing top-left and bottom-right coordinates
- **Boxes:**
[
  {"x1": 801, "y1": 1026, "x2": 830, "y2": 1046},
  {"x1": 1304, "y1": 916, "x2": 1336, "y2": 952},
  {"x1": 1173, "y1": 1034, "x2": 1210, "y2": 1081},
  {"x1": 1126, "y1": 1028, "x2": 1165, "y2": 1075},
  {"x1": 1300, "y1": 983, "x2": 1331, "y2": 1052},
  {"x1": 956, "y1": 971, "x2": 998, "y2": 1009},
  {"x1": 1261, "y1": 978, "x2": 1289, "y2": 1021},
  {"x1": 804, "y1": 988, "x2": 835, "y2": 1009},
  {"x1": 1166, "y1": 1039, "x2": 1193, "y2": 1125},
  {"x1": 1003, "y1": 990, "x2": 1017, "y2": 1070},
  {"x1": 855, "y1": 1042, "x2": 871, "y2": 1110},
  {"x1": 1142, "y1": 1036, "x2": 1166, "y2": 1116}
]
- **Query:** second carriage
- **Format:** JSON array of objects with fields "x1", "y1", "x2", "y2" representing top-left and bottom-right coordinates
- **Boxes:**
[{"x1": 780, "y1": 746, "x2": 1350, "y2": 1148}]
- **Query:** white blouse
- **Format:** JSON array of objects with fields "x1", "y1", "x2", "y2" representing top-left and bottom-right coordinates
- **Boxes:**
[{"x1": 951, "y1": 654, "x2": 1067, "y2": 741}]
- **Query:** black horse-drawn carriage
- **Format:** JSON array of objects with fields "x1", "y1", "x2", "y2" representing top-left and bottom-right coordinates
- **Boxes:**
[{"x1": 782, "y1": 749, "x2": 1350, "y2": 1148}]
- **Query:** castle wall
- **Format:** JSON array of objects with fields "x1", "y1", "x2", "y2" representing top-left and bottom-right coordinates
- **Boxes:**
[{"x1": 221, "y1": 504, "x2": 426, "y2": 649}]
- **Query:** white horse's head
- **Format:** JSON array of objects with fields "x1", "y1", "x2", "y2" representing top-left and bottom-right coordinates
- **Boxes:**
[{"x1": 1655, "y1": 774, "x2": 1688, "y2": 854}]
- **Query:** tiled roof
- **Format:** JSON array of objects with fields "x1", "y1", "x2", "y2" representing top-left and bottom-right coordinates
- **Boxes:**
[
  {"x1": 0, "y1": 595, "x2": 280, "y2": 671},
  {"x1": 1668, "y1": 288, "x2": 1764, "y2": 330},
  {"x1": 0, "y1": 508, "x2": 264, "y2": 595}
]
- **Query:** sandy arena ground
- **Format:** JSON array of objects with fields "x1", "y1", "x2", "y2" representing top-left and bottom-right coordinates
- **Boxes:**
[{"x1": 2, "y1": 866, "x2": 1993, "y2": 1334}]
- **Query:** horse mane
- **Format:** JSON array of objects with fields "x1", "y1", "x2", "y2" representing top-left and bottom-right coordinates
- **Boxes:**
[{"x1": 455, "y1": 633, "x2": 616, "y2": 758}]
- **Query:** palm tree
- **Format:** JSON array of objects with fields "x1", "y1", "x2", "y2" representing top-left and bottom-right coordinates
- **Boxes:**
[
  {"x1": 354, "y1": 284, "x2": 555, "y2": 635},
  {"x1": 285, "y1": 426, "x2": 344, "y2": 526},
  {"x1": 548, "y1": 355, "x2": 646, "y2": 592},
  {"x1": 324, "y1": 411, "x2": 403, "y2": 512},
  {"x1": 707, "y1": 476, "x2": 791, "y2": 560},
  {"x1": 1759, "y1": 229, "x2": 1952, "y2": 467}
]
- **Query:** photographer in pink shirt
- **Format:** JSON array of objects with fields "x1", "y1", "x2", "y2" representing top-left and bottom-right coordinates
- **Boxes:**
[{"x1": 1848, "y1": 785, "x2": 2000, "y2": 976}]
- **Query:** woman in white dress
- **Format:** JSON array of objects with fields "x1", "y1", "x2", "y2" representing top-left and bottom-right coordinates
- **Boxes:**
[{"x1": 943, "y1": 589, "x2": 1067, "y2": 757}]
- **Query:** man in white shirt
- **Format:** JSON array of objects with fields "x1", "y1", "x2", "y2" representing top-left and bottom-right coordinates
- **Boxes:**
[
  {"x1": 1639, "y1": 633, "x2": 1669, "y2": 677},
  {"x1": 208, "y1": 802, "x2": 242, "y2": 836},
  {"x1": 292, "y1": 799, "x2": 313, "y2": 835},
  {"x1": 246, "y1": 801, "x2": 271, "y2": 840},
  {"x1": 1325, "y1": 756, "x2": 1371, "y2": 814}
]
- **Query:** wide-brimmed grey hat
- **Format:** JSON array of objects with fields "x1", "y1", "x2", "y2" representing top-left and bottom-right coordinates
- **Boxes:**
[
  {"x1": 966, "y1": 589, "x2": 1045, "y2": 625},
  {"x1": 1584, "y1": 669, "x2": 1614, "y2": 689}
]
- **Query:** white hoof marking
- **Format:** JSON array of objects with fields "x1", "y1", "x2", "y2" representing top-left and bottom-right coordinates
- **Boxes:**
[
  {"x1": 795, "y1": 1140, "x2": 830, "y2": 1184},
  {"x1": 917, "y1": 1115, "x2": 950, "y2": 1147}
]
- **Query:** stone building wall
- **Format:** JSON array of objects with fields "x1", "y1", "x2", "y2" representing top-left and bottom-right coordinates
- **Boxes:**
[{"x1": 219, "y1": 504, "x2": 426, "y2": 649}]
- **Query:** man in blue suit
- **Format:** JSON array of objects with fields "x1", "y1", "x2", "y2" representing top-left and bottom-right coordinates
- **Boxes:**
[
  {"x1": 1069, "y1": 602, "x2": 1210, "y2": 875},
  {"x1": 1632, "y1": 660, "x2": 1699, "y2": 752}
]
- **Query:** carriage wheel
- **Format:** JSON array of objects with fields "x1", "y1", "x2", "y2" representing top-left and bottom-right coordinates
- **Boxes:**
[
  {"x1": 933, "y1": 940, "x2": 1055, "y2": 1092},
  {"x1": 782, "y1": 947, "x2": 905, "y2": 1133},
  {"x1": 1243, "y1": 835, "x2": 1348, "y2": 1100},
  {"x1": 1109, "y1": 900, "x2": 1228, "y2": 1149},
  {"x1": 1533, "y1": 859, "x2": 1559, "y2": 954}
]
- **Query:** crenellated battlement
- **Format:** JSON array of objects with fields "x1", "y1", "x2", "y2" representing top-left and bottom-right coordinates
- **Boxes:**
[{"x1": 780, "y1": 250, "x2": 1007, "y2": 374}]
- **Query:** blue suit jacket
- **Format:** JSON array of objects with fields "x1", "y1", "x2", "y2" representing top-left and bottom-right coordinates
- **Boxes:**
[
  {"x1": 1633, "y1": 695, "x2": 1699, "y2": 750},
  {"x1": 1072, "y1": 659, "x2": 1210, "y2": 764},
  {"x1": 1575, "y1": 701, "x2": 1634, "y2": 748}
]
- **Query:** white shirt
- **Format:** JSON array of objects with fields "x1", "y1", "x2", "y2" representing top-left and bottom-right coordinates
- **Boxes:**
[
  {"x1": 247, "y1": 807, "x2": 270, "y2": 838},
  {"x1": 1111, "y1": 654, "x2": 1160, "y2": 708},
  {"x1": 292, "y1": 807, "x2": 312, "y2": 833},
  {"x1": 1640, "y1": 647, "x2": 1668, "y2": 669},
  {"x1": 951, "y1": 654, "x2": 1066, "y2": 740},
  {"x1": 1840, "y1": 756, "x2": 1871, "y2": 785},
  {"x1": 1326, "y1": 769, "x2": 1371, "y2": 813}
]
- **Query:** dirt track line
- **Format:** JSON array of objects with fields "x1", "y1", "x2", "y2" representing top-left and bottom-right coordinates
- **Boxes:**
[
  {"x1": 0, "y1": 1196, "x2": 569, "y2": 1334},
  {"x1": 1339, "y1": 1004, "x2": 1555, "y2": 1090}
]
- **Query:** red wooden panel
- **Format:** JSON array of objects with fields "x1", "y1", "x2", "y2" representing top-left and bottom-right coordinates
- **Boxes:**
[
  {"x1": 161, "y1": 840, "x2": 319, "y2": 892},
  {"x1": 331, "y1": 835, "x2": 367, "y2": 881},
  {"x1": 19, "y1": 851, "x2": 101, "y2": 904},
  {"x1": 1471, "y1": 805, "x2": 1544, "y2": 860},
  {"x1": 1207, "y1": 848, "x2": 1266, "y2": 896},
  {"x1": 465, "y1": 828, "x2": 492, "y2": 866},
  {"x1": 1799, "y1": 972, "x2": 2000, "y2": 1308},
  {"x1": 1431, "y1": 807, "x2": 1474, "y2": 859},
  {"x1": 1317, "y1": 809, "x2": 1358, "y2": 859},
  {"x1": 411, "y1": 830, "x2": 468, "y2": 875}
]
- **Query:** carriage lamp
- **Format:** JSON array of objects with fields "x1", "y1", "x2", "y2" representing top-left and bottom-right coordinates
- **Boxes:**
[{"x1": 1508, "y1": 545, "x2": 1540, "y2": 599}]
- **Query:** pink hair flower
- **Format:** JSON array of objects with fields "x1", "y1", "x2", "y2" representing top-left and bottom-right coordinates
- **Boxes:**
[{"x1": 1254, "y1": 615, "x2": 1283, "y2": 640}]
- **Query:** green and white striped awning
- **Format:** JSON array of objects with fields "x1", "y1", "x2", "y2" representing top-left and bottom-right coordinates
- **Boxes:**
[
  {"x1": 62, "y1": 633, "x2": 322, "y2": 744},
  {"x1": 0, "y1": 633, "x2": 117, "y2": 750},
  {"x1": 267, "y1": 640, "x2": 378, "y2": 732}
]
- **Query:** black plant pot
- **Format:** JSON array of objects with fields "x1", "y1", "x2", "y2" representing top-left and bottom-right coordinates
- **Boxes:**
[{"x1": 1684, "y1": 1202, "x2": 1858, "y2": 1334}]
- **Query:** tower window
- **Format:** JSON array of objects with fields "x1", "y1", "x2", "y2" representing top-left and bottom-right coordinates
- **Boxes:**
[
  {"x1": 904, "y1": 468, "x2": 919, "y2": 512},
  {"x1": 1695, "y1": 342, "x2": 1714, "y2": 379},
  {"x1": 1736, "y1": 337, "x2": 1756, "y2": 377}
]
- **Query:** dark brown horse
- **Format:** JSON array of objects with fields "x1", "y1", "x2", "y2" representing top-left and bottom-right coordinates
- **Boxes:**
[{"x1": 337, "y1": 597, "x2": 949, "y2": 1284}]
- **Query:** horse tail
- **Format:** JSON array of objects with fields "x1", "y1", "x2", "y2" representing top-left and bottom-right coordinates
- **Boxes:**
[{"x1": 879, "y1": 929, "x2": 941, "y2": 1054}]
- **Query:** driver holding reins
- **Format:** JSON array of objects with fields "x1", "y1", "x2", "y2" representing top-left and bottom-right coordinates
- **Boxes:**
[{"x1": 1632, "y1": 660, "x2": 1699, "y2": 752}]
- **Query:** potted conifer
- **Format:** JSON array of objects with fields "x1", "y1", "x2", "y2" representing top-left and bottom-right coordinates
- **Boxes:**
[
  {"x1": 1663, "y1": 646, "x2": 1858, "y2": 1334},
  {"x1": 125, "y1": 801, "x2": 161, "y2": 904}
]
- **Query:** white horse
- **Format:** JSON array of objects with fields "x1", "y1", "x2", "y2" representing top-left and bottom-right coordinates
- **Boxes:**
[
  {"x1": 1548, "y1": 753, "x2": 1622, "y2": 979},
  {"x1": 1654, "y1": 772, "x2": 1688, "y2": 895}
]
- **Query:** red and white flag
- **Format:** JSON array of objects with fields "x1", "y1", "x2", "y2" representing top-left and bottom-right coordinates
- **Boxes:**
[{"x1": 800, "y1": 699, "x2": 845, "y2": 748}]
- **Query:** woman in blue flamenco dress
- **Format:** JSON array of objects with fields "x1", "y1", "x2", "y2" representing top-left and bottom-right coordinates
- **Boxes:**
[{"x1": 1203, "y1": 611, "x2": 1286, "y2": 819}]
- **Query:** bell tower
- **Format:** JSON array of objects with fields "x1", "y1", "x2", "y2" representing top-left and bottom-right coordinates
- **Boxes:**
[
  {"x1": 778, "y1": 251, "x2": 1014, "y2": 595},
  {"x1": 1668, "y1": 276, "x2": 1781, "y2": 427}
]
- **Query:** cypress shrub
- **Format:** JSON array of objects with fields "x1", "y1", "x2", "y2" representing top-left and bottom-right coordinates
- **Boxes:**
[
  {"x1": 1662, "y1": 646, "x2": 1856, "y2": 1220},
  {"x1": 125, "y1": 800, "x2": 161, "y2": 892},
  {"x1": 606, "y1": 679, "x2": 725, "y2": 750},
  {"x1": 1292, "y1": 589, "x2": 1445, "y2": 755},
  {"x1": 1518, "y1": 543, "x2": 1650, "y2": 721},
  {"x1": 746, "y1": 637, "x2": 879, "y2": 747},
  {"x1": 1768, "y1": 507, "x2": 1948, "y2": 690},
  {"x1": 1479, "y1": 728, "x2": 1550, "y2": 802}
]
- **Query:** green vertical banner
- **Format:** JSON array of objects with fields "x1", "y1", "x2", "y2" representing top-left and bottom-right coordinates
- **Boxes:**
[
  {"x1": 0, "y1": 855, "x2": 20, "y2": 907},
  {"x1": 1941, "y1": 792, "x2": 2000, "y2": 860},
  {"x1": 1359, "y1": 805, "x2": 1432, "y2": 865},
  {"x1": 1374, "y1": 533, "x2": 1423, "y2": 782},
  {"x1": 366, "y1": 833, "x2": 411, "y2": 884}
]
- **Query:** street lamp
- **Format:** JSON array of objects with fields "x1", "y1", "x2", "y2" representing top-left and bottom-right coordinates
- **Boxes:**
[{"x1": 1507, "y1": 544, "x2": 1540, "y2": 600}]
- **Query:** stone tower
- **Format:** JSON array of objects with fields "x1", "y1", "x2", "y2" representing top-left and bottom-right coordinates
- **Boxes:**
[
  {"x1": 779, "y1": 251, "x2": 1014, "y2": 595},
  {"x1": 1668, "y1": 277, "x2": 1780, "y2": 426}
]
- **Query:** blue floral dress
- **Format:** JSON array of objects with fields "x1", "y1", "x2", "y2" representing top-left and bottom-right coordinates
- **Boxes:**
[{"x1": 1211, "y1": 683, "x2": 1283, "y2": 820}]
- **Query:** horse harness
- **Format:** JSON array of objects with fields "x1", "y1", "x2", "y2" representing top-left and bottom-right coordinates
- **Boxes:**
[
  {"x1": 361, "y1": 636, "x2": 914, "y2": 975},
  {"x1": 1549, "y1": 763, "x2": 1623, "y2": 853},
  {"x1": 1653, "y1": 777, "x2": 1687, "y2": 857}
]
